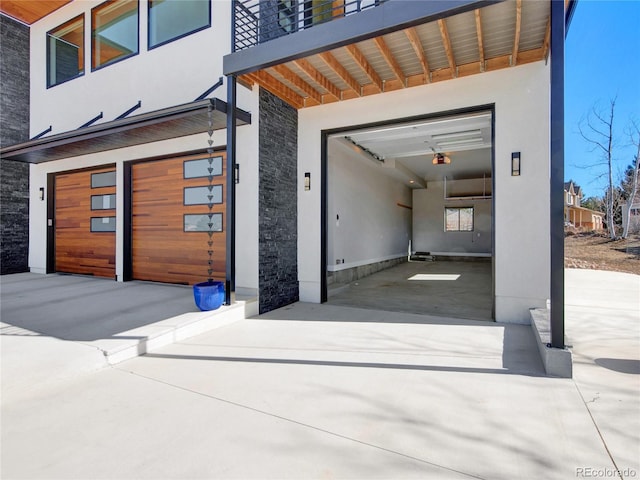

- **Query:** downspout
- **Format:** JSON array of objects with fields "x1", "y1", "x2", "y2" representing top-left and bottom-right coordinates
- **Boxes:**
[{"x1": 549, "y1": 0, "x2": 566, "y2": 349}]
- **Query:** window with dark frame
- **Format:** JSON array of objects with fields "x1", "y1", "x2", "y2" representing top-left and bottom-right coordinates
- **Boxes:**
[
  {"x1": 90, "y1": 216, "x2": 116, "y2": 232},
  {"x1": 148, "y1": 0, "x2": 211, "y2": 49},
  {"x1": 91, "y1": 171, "x2": 116, "y2": 188},
  {"x1": 91, "y1": 194, "x2": 116, "y2": 210},
  {"x1": 184, "y1": 213, "x2": 223, "y2": 232},
  {"x1": 47, "y1": 15, "x2": 85, "y2": 87},
  {"x1": 184, "y1": 185, "x2": 223, "y2": 205},
  {"x1": 278, "y1": 0, "x2": 297, "y2": 33},
  {"x1": 183, "y1": 156, "x2": 223, "y2": 179},
  {"x1": 92, "y1": 0, "x2": 139, "y2": 70},
  {"x1": 445, "y1": 207, "x2": 474, "y2": 232}
]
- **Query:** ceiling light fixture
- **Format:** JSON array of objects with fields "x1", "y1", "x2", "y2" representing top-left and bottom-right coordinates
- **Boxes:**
[{"x1": 432, "y1": 153, "x2": 451, "y2": 165}]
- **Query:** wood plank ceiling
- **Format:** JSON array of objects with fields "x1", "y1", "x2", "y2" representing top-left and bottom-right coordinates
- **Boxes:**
[
  {"x1": 240, "y1": 0, "x2": 551, "y2": 109},
  {"x1": 0, "y1": 0, "x2": 72, "y2": 25}
]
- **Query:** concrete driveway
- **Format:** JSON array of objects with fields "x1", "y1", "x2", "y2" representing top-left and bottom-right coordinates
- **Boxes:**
[{"x1": 1, "y1": 269, "x2": 638, "y2": 479}]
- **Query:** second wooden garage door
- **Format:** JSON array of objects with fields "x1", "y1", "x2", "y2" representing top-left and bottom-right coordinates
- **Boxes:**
[{"x1": 132, "y1": 153, "x2": 226, "y2": 285}]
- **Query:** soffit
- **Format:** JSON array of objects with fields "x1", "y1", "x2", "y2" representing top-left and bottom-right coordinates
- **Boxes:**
[
  {"x1": 0, "y1": 0, "x2": 73, "y2": 25},
  {"x1": 240, "y1": 0, "x2": 552, "y2": 109},
  {"x1": 0, "y1": 98, "x2": 251, "y2": 163}
]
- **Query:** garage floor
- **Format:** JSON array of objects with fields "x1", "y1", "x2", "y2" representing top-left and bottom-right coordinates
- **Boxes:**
[{"x1": 327, "y1": 260, "x2": 493, "y2": 321}]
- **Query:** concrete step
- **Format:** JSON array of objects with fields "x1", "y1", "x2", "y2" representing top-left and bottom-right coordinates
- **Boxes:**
[{"x1": 87, "y1": 296, "x2": 259, "y2": 365}]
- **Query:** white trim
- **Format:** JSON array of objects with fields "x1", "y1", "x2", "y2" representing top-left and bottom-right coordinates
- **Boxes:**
[
  {"x1": 327, "y1": 253, "x2": 406, "y2": 272},
  {"x1": 429, "y1": 252, "x2": 491, "y2": 257}
]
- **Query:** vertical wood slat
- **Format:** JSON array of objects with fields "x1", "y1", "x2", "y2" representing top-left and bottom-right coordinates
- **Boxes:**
[
  {"x1": 132, "y1": 153, "x2": 227, "y2": 285},
  {"x1": 55, "y1": 166, "x2": 116, "y2": 278}
]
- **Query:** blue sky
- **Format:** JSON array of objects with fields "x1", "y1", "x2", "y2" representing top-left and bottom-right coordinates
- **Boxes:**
[{"x1": 565, "y1": 0, "x2": 640, "y2": 198}]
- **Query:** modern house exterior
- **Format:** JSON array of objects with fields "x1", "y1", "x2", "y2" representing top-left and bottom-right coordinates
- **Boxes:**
[
  {"x1": 564, "y1": 180, "x2": 604, "y2": 231},
  {"x1": 0, "y1": 0, "x2": 572, "y2": 348}
]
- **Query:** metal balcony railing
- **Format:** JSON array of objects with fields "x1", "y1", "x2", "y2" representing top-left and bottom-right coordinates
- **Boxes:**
[{"x1": 233, "y1": 0, "x2": 387, "y2": 52}]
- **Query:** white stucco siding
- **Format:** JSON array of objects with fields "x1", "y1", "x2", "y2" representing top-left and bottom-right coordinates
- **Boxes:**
[
  {"x1": 298, "y1": 62, "x2": 550, "y2": 322},
  {"x1": 29, "y1": 1, "x2": 231, "y2": 136}
]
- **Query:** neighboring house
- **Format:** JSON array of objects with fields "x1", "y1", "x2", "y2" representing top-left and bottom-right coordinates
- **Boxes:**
[
  {"x1": 0, "y1": 0, "x2": 572, "y2": 334},
  {"x1": 564, "y1": 180, "x2": 604, "y2": 231},
  {"x1": 622, "y1": 193, "x2": 640, "y2": 234}
]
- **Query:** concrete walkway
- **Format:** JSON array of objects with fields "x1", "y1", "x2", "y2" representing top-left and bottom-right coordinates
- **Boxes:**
[{"x1": 1, "y1": 269, "x2": 639, "y2": 479}]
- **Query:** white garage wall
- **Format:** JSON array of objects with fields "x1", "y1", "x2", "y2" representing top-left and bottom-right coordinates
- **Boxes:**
[
  {"x1": 327, "y1": 143, "x2": 412, "y2": 271},
  {"x1": 413, "y1": 180, "x2": 492, "y2": 255},
  {"x1": 298, "y1": 62, "x2": 550, "y2": 323}
]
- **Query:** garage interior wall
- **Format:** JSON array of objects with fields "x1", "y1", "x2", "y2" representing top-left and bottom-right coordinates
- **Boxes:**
[
  {"x1": 413, "y1": 180, "x2": 492, "y2": 255},
  {"x1": 327, "y1": 141, "x2": 412, "y2": 272}
]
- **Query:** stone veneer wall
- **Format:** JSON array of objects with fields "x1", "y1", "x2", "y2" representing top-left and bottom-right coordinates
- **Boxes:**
[
  {"x1": 1, "y1": 15, "x2": 30, "y2": 274},
  {"x1": 258, "y1": 88, "x2": 299, "y2": 313}
]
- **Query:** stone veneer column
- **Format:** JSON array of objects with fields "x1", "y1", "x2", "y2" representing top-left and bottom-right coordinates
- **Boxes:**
[
  {"x1": 258, "y1": 88, "x2": 299, "y2": 313},
  {"x1": 1, "y1": 15, "x2": 30, "y2": 274}
]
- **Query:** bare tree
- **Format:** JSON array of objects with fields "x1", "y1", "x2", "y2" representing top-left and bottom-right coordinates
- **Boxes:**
[
  {"x1": 622, "y1": 121, "x2": 640, "y2": 238},
  {"x1": 579, "y1": 99, "x2": 618, "y2": 239}
]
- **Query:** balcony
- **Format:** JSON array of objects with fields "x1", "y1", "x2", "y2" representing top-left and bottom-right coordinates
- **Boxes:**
[
  {"x1": 234, "y1": 0, "x2": 387, "y2": 52},
  {"x1": 224, "y1": 0, "x2": 557, "y2": 109}
]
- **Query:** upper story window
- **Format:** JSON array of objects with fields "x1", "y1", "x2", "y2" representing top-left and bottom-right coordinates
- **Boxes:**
[
  {"x1": 148, "y1": 0, "x2": 210, "y2": 49},
  {"x1": 47, "y1": 15, "x2": 84, "y2": 87},
  {"x1": 92, "y1": 0, "x2": 139, "y2": 70},
  {"x1": 566, "y1": 192, "x2": 573, "y2": 205}
]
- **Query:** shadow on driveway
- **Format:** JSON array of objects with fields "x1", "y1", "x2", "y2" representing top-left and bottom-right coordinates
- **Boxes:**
[{"x1": 1, "y1": 273, "x2": 197, "y2": 342}]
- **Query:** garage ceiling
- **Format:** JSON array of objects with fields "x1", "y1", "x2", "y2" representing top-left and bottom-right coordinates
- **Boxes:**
[{"x1": 329, "y1": 111, "x2": 492, "y2": 187}]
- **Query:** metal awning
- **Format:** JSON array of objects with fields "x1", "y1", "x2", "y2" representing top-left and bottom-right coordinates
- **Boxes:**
[{"x1": 0, "y1": 98, "x2": 251, "y2": 164}]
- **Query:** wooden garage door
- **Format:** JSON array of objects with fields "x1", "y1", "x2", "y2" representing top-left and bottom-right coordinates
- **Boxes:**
[
  {"x1": 132, "y1": 153, "x2": 226, "y2": 285},
  {"x1": 55, "y1": 167, "x2": 116, "y2": 278}
]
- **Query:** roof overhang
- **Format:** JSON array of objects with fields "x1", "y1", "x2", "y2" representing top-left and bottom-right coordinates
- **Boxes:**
[
  {"x1": 0, "y1": 98, "x2": 251, "y2": 164},
  {"x1": 226, "y1": 0, "x2": 577, "y2": 110},
  {"x1": 566, "y1": 205, "x2": 604, "y2": 216},
  {"x1": 0, "y1": 1, "x2": 73, "y2": 25}
]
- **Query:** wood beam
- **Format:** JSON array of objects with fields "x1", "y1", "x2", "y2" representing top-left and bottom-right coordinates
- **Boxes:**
[
  {"x1": 474, "y1": 9, "x2": 485, "y2": 71},
  {"x1": 272, "y1": 64, "x2": 323, "y2": 104},
  {"x1": 542, "y1": 16, "x2": 551, "y2": 61},
  {"x1": 513, "y1": 0, "x2": 522, "y2": 65},
  {"x1": 344, "y1": 44, "x2": 383, "y2": 92},
  {"x1": 405, "y1": 27, "x2": 430, "y2": 83},
  {"x1": 247, "y1": 70, "x2": 305, "y2": 109},
  {"x1": 437, "y1": 19, "x2": 456, "y2": 78},
  {"x1": 293, "y1": 58, "x2": 342, "y2": 101},
  {"x1": 318, "y1": 51, "x2": 361, "y2": 95},
  {"x1": 373, "y1": 36, "x2": 406, "y2": 86}
]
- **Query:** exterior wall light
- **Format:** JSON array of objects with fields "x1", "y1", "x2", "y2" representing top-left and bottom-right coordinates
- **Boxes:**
[
  {"x1": 39, "y1": 187, "x2": 45, "y2": 201},
  {"x1": 304, "y1": 172, "x2": 311, "y2": 191},
  {"x1": 511, "y1": 152, "x2": 521, "y2": 176},
  {"x1": 234, "y1": 164, "x2": 240, "y2": 184}
]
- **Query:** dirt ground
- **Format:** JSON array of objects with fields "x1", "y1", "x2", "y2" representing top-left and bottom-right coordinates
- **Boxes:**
[{"x1": 565, "y1": 232, "x2": 640, "y2": 276}]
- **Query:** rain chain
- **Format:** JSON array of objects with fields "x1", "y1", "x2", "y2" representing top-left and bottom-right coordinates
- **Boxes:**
[{"x1": 206, "y1": 104, "x2": 215, "y2": 282}]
